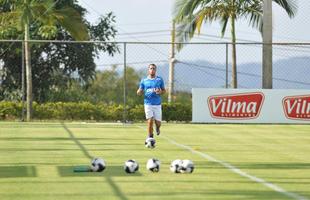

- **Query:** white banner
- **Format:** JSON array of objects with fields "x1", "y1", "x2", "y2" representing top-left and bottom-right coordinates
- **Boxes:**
[{"x1": 192, "y1": 89, "x2": 310, "y2": 124}]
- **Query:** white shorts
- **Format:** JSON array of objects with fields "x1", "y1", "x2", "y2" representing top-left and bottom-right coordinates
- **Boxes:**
[{"x1": 144, "y1": 105, "x2": 162, "y2": 121}]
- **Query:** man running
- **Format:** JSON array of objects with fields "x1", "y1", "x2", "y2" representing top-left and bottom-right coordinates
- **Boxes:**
[{"x1": 137, "y1": 64, "x2": 166, "y2": 139}]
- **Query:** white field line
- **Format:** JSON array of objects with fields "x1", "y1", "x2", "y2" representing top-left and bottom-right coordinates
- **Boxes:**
[{"x1": 136, "y1": 125, "x2": 308, "y2": 200}]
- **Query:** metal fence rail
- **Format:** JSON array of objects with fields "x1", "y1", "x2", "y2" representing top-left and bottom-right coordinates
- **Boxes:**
[{"x1": 1, "y1": 40, "x2": 310, "y2": 120}]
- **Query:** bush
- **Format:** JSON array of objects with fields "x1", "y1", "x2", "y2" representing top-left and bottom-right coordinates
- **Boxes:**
[
  {"x1": 0, "y1": 101, "x2": 22, "y2": 120},
  {"x1": 128, "y1": 104, "x2": 145, "y2": 121},
  {"x1": 162, "y1": 103, "x2": 191, "y2": 122},
  {"x1": 0, "y1": 101, "x2": 192, "y2": 122}
]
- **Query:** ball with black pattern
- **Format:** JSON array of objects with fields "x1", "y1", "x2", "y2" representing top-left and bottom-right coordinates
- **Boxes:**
[
  {"x1": 91, "y1": 158, "x2": 106, "y2": 172},
  {"x1": 180, "y1": 160, "x2": 194, "y2": 173},
  {"x1": 170, "y1": 159, "x2": 183, "y2": 173},
  {"x1": 145, "y1": 137, "x2": 156, "y2": 148},
  {"x1": 146, "y1": 158, "x2": 160, "y2": 172},
  {"x1": 124, "y1": 159, "x2": 139, "y2": 173}
]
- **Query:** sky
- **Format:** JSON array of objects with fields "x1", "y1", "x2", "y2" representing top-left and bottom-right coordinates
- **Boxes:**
[
  {"x1": 77, "y1": 0, "x2": 310, "y2": 43},
  {"x1": 76, "y1": 0, "x2": 310, "y2": 69}
]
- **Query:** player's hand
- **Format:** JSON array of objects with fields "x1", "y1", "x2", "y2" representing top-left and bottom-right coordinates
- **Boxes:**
[
  {"x1": 137, "y1": 89, "x2": 143, "y2": 96},
  {"x1": 155, "y1": 88, "x2": 162, "y2": 94}
]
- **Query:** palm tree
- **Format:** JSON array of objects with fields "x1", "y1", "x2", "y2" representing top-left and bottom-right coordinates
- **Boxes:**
[
  {"x1": 173, "y1": 0, "x2": 297, "y2": 88},
  {"x1": 0, "y1": 0, "x2": 89, "y2": 121}
]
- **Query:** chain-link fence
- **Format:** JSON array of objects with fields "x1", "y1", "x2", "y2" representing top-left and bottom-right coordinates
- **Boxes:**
[{"x1": 1, "y1": 40, "x2": 310, "y2": 120}]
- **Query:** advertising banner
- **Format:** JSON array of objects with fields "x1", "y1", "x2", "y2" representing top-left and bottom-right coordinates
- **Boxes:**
[{"x1": 192, "y1": 89, "x2": 310, "y2": 123}]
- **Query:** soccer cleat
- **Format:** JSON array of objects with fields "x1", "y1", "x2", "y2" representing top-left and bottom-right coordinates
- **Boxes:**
[{"x1": 156, "y1": 126, "x2": 160, "y2": 135}]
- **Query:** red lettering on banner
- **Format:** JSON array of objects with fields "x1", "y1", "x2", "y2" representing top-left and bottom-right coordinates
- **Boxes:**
[
  {"x1": 208, "y1": 93, "x2": 264, "y2": 119},
  {"x1": 283, "y1": 95, "x2": 310, "y2": 120}
]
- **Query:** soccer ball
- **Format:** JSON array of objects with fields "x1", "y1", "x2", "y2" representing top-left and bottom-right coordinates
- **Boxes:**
[
  {"x1": 180, "y1": 160, "x2": 194, "y2": 173},
  {"x1": 145, "y1": 137, "x2": 156, "y2": 148},
  {"x1": 124, "y1": 159, "x2": 139, "y2": 173},
  {"x1": 170, "y1": 159, "x2": 183, "y2": 173},
  {"x1": 91, "y1": 158, "x2": 106, "y2": 172},
  {"x1": 146, "y1": 158, "x2": 160, "y2": 172}
]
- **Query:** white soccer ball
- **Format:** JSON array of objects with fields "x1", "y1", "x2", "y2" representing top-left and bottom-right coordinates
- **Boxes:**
[
  {"x1": 124, "y1": 159, "x2": 139, "y2": 173},
  {"x1": 91, "y1": 158, "x2": 106, "y2": 172},
  {"x1": 170, "y1": 159, "x2": 183, "y2": 173},
  {"x1": 180, "y1": 160, "x2": 194, "y2": 173},
  {"x1": 145, "y1": 137, "x2": 156, "y2": 148},
  {"x1": 146, "y1": 158, "x2": 160, "y2": 172}
]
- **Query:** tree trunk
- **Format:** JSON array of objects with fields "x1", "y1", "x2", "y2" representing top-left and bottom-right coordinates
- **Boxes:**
[
  {"x1": 168, "y1": 20, "x2": 176, "y2": 103},
  {"x1": 231, "y1": 14, "x2": 237, "y2": 88},
  {"x1": 262, "y1": 0, "x2": 273, "y2": 88},
  {"x1": 25, "y1": 23, "x2": 32, "y2": 121},
  {"x1": 21, "y1": 42, "x2": 26, "y2": 121}
]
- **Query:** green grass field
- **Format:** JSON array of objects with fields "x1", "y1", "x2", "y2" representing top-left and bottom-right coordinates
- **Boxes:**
[{"x1": 0, "y1": 122, "x2": 309, "y2": 200}]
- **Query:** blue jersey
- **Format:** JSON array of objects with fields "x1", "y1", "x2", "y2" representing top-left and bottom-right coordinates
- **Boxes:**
[{"x1": 139, "y1": 76, "x2": 165, "y2": 105}]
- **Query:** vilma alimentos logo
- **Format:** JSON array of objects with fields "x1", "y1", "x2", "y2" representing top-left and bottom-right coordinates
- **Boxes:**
[
  {"x1": 283, "y1": 95, "x2": 310, "y2": 120},
  {"x1": 208, "y1": 93, "x2": 265, "y2": 119}
]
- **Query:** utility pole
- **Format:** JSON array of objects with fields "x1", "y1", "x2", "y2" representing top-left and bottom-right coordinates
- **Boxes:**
[
  {"x1": 123, "y1": 42, "x2": 127, "y2": 123},
  {"x1": 25, "y1": 21, "x2": 32, "y2": 121},
  {"x1": 21, "y1": 42, "x2": 25, "y2": 121},
  {"x1": 262, "y1": 0, "x2": 273, "y2": 88},
  {"x1": 168, "y1": 20, "x2": 176, "y2": 103}
]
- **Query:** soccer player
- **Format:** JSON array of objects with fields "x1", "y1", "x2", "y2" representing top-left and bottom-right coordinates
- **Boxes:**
[{"x1": 137, "y1": 64, "x2": 166, "y2": 139}]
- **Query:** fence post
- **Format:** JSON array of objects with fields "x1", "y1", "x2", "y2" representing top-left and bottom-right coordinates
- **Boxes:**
[
  {"x1": 168, "y1": 20, "x2": 176, "y2": 103},
  {"x1": 123, "y1": 42, "x2": 127, "y2": 123}
]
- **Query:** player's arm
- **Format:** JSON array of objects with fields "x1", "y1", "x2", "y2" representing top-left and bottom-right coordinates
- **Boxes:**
[
  {"x1": 137, "y1": 80, "x2": 144, "y2": 96},
  {"x1": 156, "y1": 87, "x2": 165, "y2": 95},
  {"x1": 160, "y1": 87, "x2": 166, "y2": 94},
  {"x1": 155, "y1": 78, "x2": 166, "y2": 95},
  {"x1": 137, "y1": 88, "x2": 143, "y2": 96}
]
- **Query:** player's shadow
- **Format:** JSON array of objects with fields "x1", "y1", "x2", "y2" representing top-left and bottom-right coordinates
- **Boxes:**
[{"x1": 0, "y1": 166, "x2": 37, "y2": 178}]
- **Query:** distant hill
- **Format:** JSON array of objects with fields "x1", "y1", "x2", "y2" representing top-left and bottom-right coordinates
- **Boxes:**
[{"x1": 156, "y1": 56, "x2": 310, "y2": 92}]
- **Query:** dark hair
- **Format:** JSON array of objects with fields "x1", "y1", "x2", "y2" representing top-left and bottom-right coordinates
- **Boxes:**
[{"x1": 149, "y1": 63, "x2": 157, "y2": 69}]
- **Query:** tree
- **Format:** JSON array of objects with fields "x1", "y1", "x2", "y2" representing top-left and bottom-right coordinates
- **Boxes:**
[
  {"x1": 0, "y1": 0, "x2": 89, "y2": 121},
  {"x1": 0, "y1": 1, "x2": 118, "y2": 119},
  {"x1": 87, "y1": 66, "x2": 142, "y2": 106},
  {"x1": 173, "y1": 0, "x2": 297, "y2": 88}
]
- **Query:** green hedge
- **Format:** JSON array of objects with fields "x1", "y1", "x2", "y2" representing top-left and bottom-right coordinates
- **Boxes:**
[{"x1": 0, "y1": 101, "x2": 191, "y2": 122}]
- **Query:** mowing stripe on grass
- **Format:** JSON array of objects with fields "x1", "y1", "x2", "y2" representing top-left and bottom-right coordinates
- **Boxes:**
[
  {"x1": 61, "y1": 123, "x2": 129, "y2": 200},
  {"x1": 135, "y1": 125, "x2": 308, "y2": 200}
]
